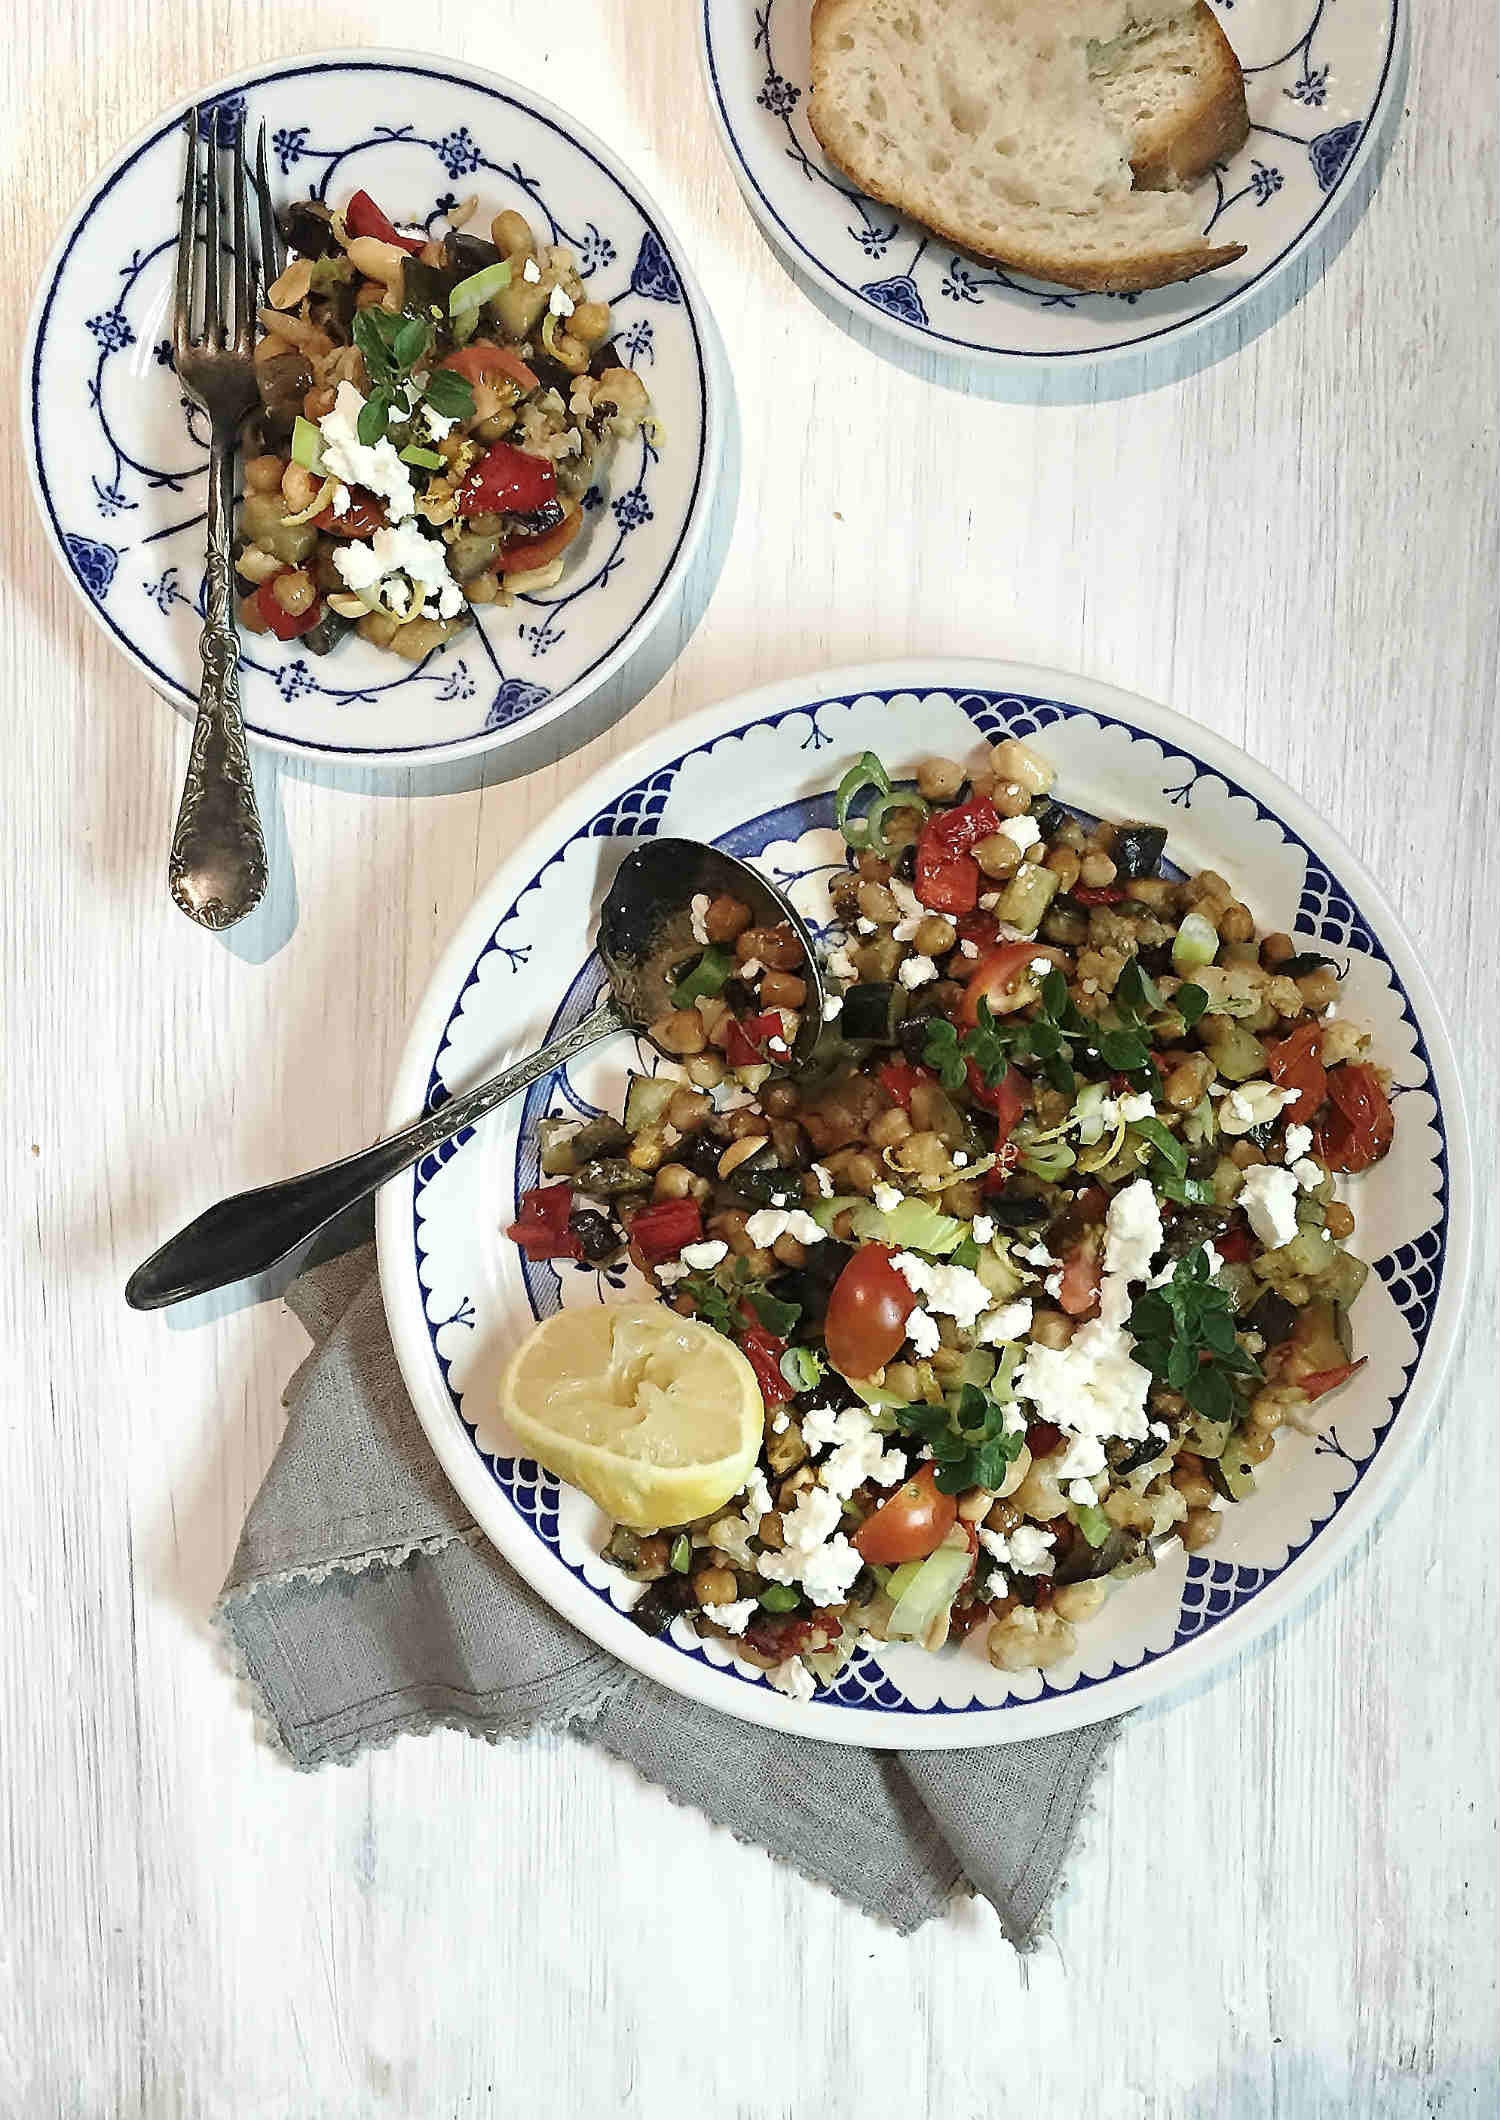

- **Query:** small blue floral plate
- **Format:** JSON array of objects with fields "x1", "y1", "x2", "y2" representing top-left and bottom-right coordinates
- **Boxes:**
[
  {"x1": 700, "y1": 0, "x2": 1404, "y2": 370},
  {"x1": 376, "y1": 659, "x2": 1471, "y2": 1747},
  {"x1": 22, "y1": 49, "x2": 721, "y2": 765}
]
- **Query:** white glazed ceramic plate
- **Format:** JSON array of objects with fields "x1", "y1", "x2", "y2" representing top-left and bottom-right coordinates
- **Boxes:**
[
  {"x1": 699, "y1": 0, "x2": 1403, "y2": 369},
  {"x1": 377, "y1": 661, "x2": 1470, "y2": 1746},
  {"x1": 23, "y1": 49, "x2": 719, "y2": 765}
]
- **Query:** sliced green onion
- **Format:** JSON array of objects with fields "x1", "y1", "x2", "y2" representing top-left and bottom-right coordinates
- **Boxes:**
[
  {"x1": 399, "y1": 444, "x2": 444, "y2": 470},
  {"x1": 1129, "y1": 1115, "x2": 1188, "y2": 1176},
  {"x1": 1173, "y1": 911, "x2": 1219, "y2": 971},
  {"x1": 886, "y1": 1543, "x2": 971, "y2": 1641},
  {"x1": 671, "y1": 944, "x2": 733, "y2": 1006},
  {"x1": 864, "y1": 787, "x2": 929, "y2": 858},
  {"x1": 448, "y1": 256, "x2": 513, "y2": 315},
  {"x1": 290, "y1": 416, "x2": 325, "y2": 472},
  {"x1": 835, "y1": 751, "x2": 892, "y2": 847},
  {"x1": 279, "y1": 475, "x2": 337, "y2": 526},
  {"x1": 759, "y1": 1584, "x2": 801, "y2": 1612},
  {"x1": 1073, "y1": 1080, "x2": 1112, "y2": 1147},
  {"x1": 540, "y1": 310, "x2": 563, "y2": 359},
  {"x1": 779, "y1": 1346, "x2": 824, "y2": 1393},
  {"x1": 1073, "y1": 1502, "x2": 1112, "y2": 1549},
  {"x1": 669, "y1": 1534, "x2": 691, "y2": 1574},
  {"x1": 450, "y1": 303, "x2": 481, "y2": 348},
  {"x1": 1017, "y1": 1134, "x2": 1076, "y2": 1181}
]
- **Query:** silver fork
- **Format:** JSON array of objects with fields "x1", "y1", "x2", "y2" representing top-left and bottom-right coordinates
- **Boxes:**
[{"x1": 167, "y1": 107, "x2": 268, "y2": 931}]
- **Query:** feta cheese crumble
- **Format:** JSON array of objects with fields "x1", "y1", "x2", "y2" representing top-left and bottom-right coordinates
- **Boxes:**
[
  {"x1": 821, "y1": 994, "x2": 844, "y2": 1022},
  {"x1": 332, "y1": 518, "x2": 465, "y2": 616},
  {"x1": 905, "y1": 1307, "x2": 940, "y2": 1357},
  {"x1": 689, "y1": 893, "x2": 711, "y2": 945},
  {"x1": 1292, "y1": 1157, "x2": 1324, "y2": 1193},
  {"x1": 871, "y1": 1181, "x2": 904, "y2": 1214},
  {"x1": 890, "y1": 1252, "x2": 994, "y2": 1332},
  {"x1": 997, "y1": 815, "x2": 1041, "y2": 853},
  {"x1": 744, "y1": 1207, "x2": 825, "y2": 1249},
  {"x1": 1238, "y1": 1163, "x2": 1300, "y2": 1249},
  {"x1": 976, "y1": 1295, "x2": 1034, "y2": 1345},
  {"x1": 1104, "y1": 1177, "x2": 1163, "y2": 1286},
  {"x1": 825, "y1": 943, "x2": 859, "y2": 985},
  {"x1": 522, "y1": 256, "x2": 541, "y2": 283},
  {"x1": 317, "y1": 381, "x2": 416, "y2": 521},
  {"x1": 899, "y1": 955, "x2": 938, "y2": 989},
  {"x1": 971, "y1": 1215, "x2": 995, "y2": 1245},
  {"x1": 1283, "y1": 1124, "x2": 1313, "y2": 1164},
  {"x1": 678, "y1": 1240, "x2": 728, "y2": 1271},
  {"x1": 810, "y1": 1162, "x2": 835, "y2": 1197},
  {"x1": 702, "y1": 1598, "x2": 759, "y2": 1636},
  {"x1": 769, "y1": 1657, "x2": 817, "y2": 1703},
  {"x1": 757, "y1": 1485, "x2": 863, "y2": 1605},
  {"x1": 548, "y1": 283, "x2": 575, "y2": 318}
]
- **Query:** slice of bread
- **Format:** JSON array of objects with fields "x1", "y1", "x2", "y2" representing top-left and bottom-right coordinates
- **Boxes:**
[{"x1": 808, "y1": 0, "x2": 1250, "y2": 295}]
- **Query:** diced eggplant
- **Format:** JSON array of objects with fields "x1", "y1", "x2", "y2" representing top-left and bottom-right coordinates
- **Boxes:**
[
  {"x1": 1279, "y1": 951, "x2": 1339, "y2": 978},
  {"x1": 277, "y1": 199, "x2": 342, "y2": 259},
  {"x1": 254, "y1": 350, "x2": 316, "y2": 448},
  {"x1": 569, "y1": 1208, "x2": 622, "y2": 1265},
  {"x1": 588, "y1": 337, "x2": 625, "y2": 380},
  {"x1": 1161, "y1": 1205, "x2": 1231, "y2": 1259},
  {"x1": 1054, "y1": 1525, "x2": 1137, "y2": 1586},
  {"x1": 720, "y1": 977, "x2": 760, "y2": 1017},
  {"x1": 573, "y1": 1156, "x2": 651, "y2": 1198},
  {"x1": 447, "y1": 528, "x2": 501, "y2": 583},
  {"x1": 1111, "y1": 1434, "x2": 1168, "y2": 1479},
  {"x1": 628, "y1": 1573, "x2": 697, "y2": 1636},
  {"x1": 1212, "y1": 1433, "x2": 1257, "y2": 1502},
  {"x1": 1113, "y1": 823, "x2": 1169, "y2": 881},
  {"x1": 527, "y1": 350, "x2": 588, "y2": 400},
  {"x1": 567, "y1": 1116, "x2": 631, "y2": 1161},
  {"x1": 1136, "y1": 940, "x2": 1175, "y2": 979},
  {"x1": 1030, "y1": 800, "x2": 1069, "y2": 842},
  {"x1": 401, "y1": 255, "x2": 453, "y2": 322},
  {"x1": 839, "y1": 981, "x2": 907, "y2": 1045},
  {"x1": 444, "y1": 230, "x2": 503, "y2": 277},
  {"x1": 979, "y1": 1194, "x2": 1049, "y2": 1229},
  {"x1": 1321, "y1": 1249, "x2": 1369, "y2": 1312},
  {"x1": 623, "y1": 1074, "x2": 677, "y2": 1134},
  {"x1": 724, "y1": 1142, "x2": 802, "y2": 1207},
  {"x1": 1246, "y1": 1288, "x2": 1299, "y2": 1346},
  {"x1": 301, "y1": 605, "x2": 353, "y2": 657}
]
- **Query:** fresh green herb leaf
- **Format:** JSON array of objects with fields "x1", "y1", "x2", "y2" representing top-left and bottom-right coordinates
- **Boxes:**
[
  {"x1": 758, "y1": 1584, "x2": 801, "y2": 1612},
  {"x1": 779, "y1": 1345, "x2": 825, "y2": 1393},
  {"x1": 920, "y1": 1018, "x2": 967, "y2": 1091},
  {"x1": 1130, "y1": 1115, "x2": 1187, "y2": 1176},
  {"x1": 1153, "y1": 1170, "x2": 1216, "y2": 1205},
  {"x1": 422, "y1": 366, "x2": 476, "y2": 422},
  {"x1": 352, "y1": 306, "x2": 393, "y2": 379},
  {"x1": 1115, "y1": 958, "x2": 1161, "y2": 1021},
  {"x1": 1185, "y1": 1365, "x2": 1233, "y2": 1423},
  {"x1": 743, "y1": 1286, "x2": 801, "y2": 1339},
  {"x1": 356, "y1": 387, "x2": 394, "y2": 446},
  {"x1": 392, "y1": 314, "x2": 432, "y2": 370},
  {"x1": 1176, "y1": 983, "x2": 1209, "y2": 1027},
  {"x1": 1096, "y1": 1027, "x2": 1151, "y2": 1072},
  {"x1": 1039, "y1": 967, "x2": 1071, "y2": 1021},
  {"x1": 949, "y1": 1237, "x2": 981, "y2": 1270},
  {"x1": 890, "y1": 1385, "x2": 1024, "y2": 1497},
  {"x1": 679, "y1": 1272, "x2": 736, "y2": 1337}
]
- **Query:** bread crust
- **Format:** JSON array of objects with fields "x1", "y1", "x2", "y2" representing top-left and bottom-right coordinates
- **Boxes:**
[
  {"x1": 807, "y1": 0, "x2": 1248, "y2": 296},
  {"x1": 1128, "y1": 6, "x2": 1250, "y2": 190}
]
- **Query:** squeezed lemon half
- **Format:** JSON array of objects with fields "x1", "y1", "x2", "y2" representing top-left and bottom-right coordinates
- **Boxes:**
[{"x1": 499, "y1": 1303, "x2": 764, "y2": 1532}]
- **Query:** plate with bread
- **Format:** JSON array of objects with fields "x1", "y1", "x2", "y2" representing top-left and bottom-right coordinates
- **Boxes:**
[{"x1": 700, "y1": 1, "x2": 1403, "y2": 368}]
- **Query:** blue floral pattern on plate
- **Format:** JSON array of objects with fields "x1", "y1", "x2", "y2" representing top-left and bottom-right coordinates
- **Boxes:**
[
  {"x1": 700, "y1": 1, "x2": 1404, "y2": 365},
  {"x1": 25, "y1": 53, "x2": 717, "y2": 764},
  {"x1": 393, "y1": 674, "x2": 1465, "y2": 1740}
]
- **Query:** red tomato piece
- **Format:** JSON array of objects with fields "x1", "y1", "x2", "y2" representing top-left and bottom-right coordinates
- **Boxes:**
[
  {"x1": 436, "y1": 342, "x2": 541, "y2": 393},
  {"x1": 254, "y1": 579, "x2": 323, "y2": 642},
  {"x1": 965, "y1": 1060, "x2": 1028, "y2": 1143},
  {"x1": 456, "y1": 441, "x2": 558, "y2": 518},
  {"x1": 1057, "y1": 1242, "x2": 1102, "y2": 1317},
  {"x1": 344, "y1": 190, "x2": 425, "y2": 254},
  {"x1": 742, "y1": 1611, "x2": 842, "y2": 1659},
  {"x1": 1315, "y1": 1064, "x2": 1394, "y2": 1174},
  {"x1": 1026, "y1": 1420, "x2": 1063, "y2": 1457},
  {"x1": 630, "y1": 1197, "x2": 704, "y2": 1265},
  {"x1": 824, "y1": 1244, "x2": 916, "y2": 1379},
  {"x1": 1267, "y1": 1022, "x2": 1328, "y2": 1119},
  {"x1": 1216, "y1": 1227, "x2": 1255, "y2": 1264},
  {"x1": 876, "y1": 1057, "x2": 931, "y2": 1111},
  {"x1": 913, "y1": 794, "x2": 1002, "y2": 914},
  {"x1": 506, "y1": 1183, "x2": 582, "y2": 1260},
  {"x1": 739, "y1": 1326, "x2": 794, "y2": 1407},
  {"x1": 313, "y1": 486, "x2": 386, "y2": 537},
  {"x1": 853, "y1": 1465, "x2": 958, "y2": 1566},
  {"x1": 1299, "y1": 1357, "x2": 1368, "y2": 1402},
  {"x1": 959, "y1": 941, "x2": 1045, "y2": 1029},
  {"x1": 722, "y1": 1010, "x2": 787, "y2": 1069},
  {"x1": 497, "y1": 508, "x2": 584, "y2": 575}
]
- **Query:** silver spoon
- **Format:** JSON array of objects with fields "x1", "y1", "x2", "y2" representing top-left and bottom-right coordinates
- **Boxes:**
[{"x1": 124, "y1": 840, "x2": 826, "y2": 1310}]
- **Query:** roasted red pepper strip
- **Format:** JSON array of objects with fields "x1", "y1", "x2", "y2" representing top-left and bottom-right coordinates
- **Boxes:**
[
  {"x1": 344, "y1": 189, "x2": 426, "y2": 254},
  {"x1": 877, "y1": 1057, "x2": 931, "y2": 1111},
  {"x1": 506, "y1": 1183, "x2": 583, "y2": 1260},
  {"x1": 1216, "y1": 1227, "x2": 1255, "y2": 1265},
  {"x1": 631, "y1": 1197, "x2": 704, "y2": 1265},
  {"x1": 738, "y1": 1325, "x2": 795, "y2": 1406},
  {"x1": 966, "y1": 1060, "x2": 1028, "y2": 1143},
  {"x1": 913, "y1": 794, "x2": 1003, "y2": 915},
  {"x1": 456, "y1": 440, "x2": 558, "y2": 519},
  {"x1": 497, "y1": 509, "x2": 583, "y2": 575},
  {"x1": 1314, "y1": 1064, "x2": 1394, "y2": 1174},
  {"x1": 1299, "y1": 1357, "x2": 1368, "y2": 1401},
  {"x1": 1071, "y1": 883, "x2": 1127, "y2": 906},
  {"x1": 255, "y1": 579, "x2": 323, "y2": 641},
  {"x1": 723, "y1": 1010, "x2": 786, "y2": 1068}
]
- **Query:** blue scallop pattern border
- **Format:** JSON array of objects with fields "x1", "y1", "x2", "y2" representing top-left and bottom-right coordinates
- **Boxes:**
[{"x1": 412, "y1": 685, "x2": 1449, "y2": 1719}]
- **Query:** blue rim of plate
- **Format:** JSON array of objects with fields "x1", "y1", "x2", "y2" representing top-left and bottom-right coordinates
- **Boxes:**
[
  {"x1": 22, "y1": 50, "x2": 716, "y2": 765},
  {"x1": 395, "y1": 674, "x2": 1468, "y2": 1738},
  {"x1": 698, "y1": 0, "x2": 1404, "y2": 365}
]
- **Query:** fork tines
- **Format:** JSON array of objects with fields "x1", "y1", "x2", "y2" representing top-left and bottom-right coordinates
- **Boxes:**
[{"x1": 174, "y1": 105, "x2": 255, "y2": 361}]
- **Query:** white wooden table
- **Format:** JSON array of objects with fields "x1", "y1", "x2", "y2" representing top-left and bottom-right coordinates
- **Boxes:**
[{"x1": 3, "y1": 3, "x2": 1496, "y2": 2113}]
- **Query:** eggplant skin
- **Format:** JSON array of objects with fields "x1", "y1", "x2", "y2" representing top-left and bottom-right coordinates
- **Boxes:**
[
  {"x1": 277, "y1": 200, "x2": 342, "y2": 260},
  {"x1": 1112, "y1": 823, "x2": 1169, "y2": 881}
]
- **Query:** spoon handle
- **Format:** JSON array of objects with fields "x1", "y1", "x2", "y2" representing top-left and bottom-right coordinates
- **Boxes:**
[{"x1": 125, "y1": 996, "x2": 629, "y2": 1310}]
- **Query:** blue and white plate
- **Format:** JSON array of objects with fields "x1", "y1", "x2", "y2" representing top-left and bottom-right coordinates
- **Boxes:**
[
  {"x1": 376, "y1": 660, "x2": 1471, "y2": 1747},
  {"x1": 22, "y1": 50, "x2": 720, "y2": 765},
  {"x1": 700, "y1": 0, "x2": 1404, "y2": 370}
]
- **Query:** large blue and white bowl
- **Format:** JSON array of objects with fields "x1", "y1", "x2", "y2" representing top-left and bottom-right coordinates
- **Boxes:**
[
  {"x1": 22, "y1": 50, "x2": 721, "y2": 765},
  {"x1": 376, "y1": 660, "x2": 1471, "y2": 1746},
  {"x1": 700, "y1": 0, "x2": 1404, "y2": 371}
]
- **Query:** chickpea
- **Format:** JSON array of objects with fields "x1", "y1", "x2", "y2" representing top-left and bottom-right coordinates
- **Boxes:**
[
  {"x1": 717, "y1": 1134, "x2": 770, "y2": 1181},
  {"x1": 913, "y1": 916, "x2": 957, "y2": 956},
  {"x1": 704, "y1": 893, "x2": 752, "y2": 944},
  {"x1": 650, "y1": 1009, "x2": 707, "y2": 1056},
  {"x1": 271, "y1": 567, "x2": 317, "y2": 616},
  {"x1": 1246, "y1": 1390, "x2": 1287, "y2": 1435},
  {"x1": 856, "y1": 851, "x2": 893, "y2": 883},
  {"x1": 570, "y1": 300, "x2": 612, "y2": 346},
  {"x1": 835, "y1": 1149, "x2": 881, "y2": 1195},
  {"x1": 491, "y1": 208, "x2": 535, "y2": 255},
  {"x1": 1298, "y1": 966, "x2": 1341, "y2": 1011},
  {"x1": 357, "y1": 610, "x2": 401, "y2": 648},
  {"x1": 727, "y1": 1108, "x2": 769, "y2": 1140},
  {"x1": 1229, "y1": 1140, "x2": 1267, "y2": 1170},
  {"x1": 994, "y1": 1444, "x2": 1031, "y2": 1500},
  {"x1": 280, "y1": 462, "x2": 320, "y2": 513},
  {"x1": 244, "y1": 452, "x2": 285, "y2": 495},
  {"x1": 1015, "y1": 1462, "x2": 1067, "y2": 1523},
  {"x1": 1171, "y1": 1460, "x2": 1216, "y2": 1510},
  {"x1": 302, "y1": 385, "x2": 337, "y2": 421},
  {"x1": 651, "y1": 1163, "x2": 697, "y2": 1203},
  {"x1": 1029, "y1": 1310, "x2": 1074, "y2": 1350},
  {"x1": 990, "y1": 779, "x2": 1031, "y2": 819},
  {"x1": 736, "y1": 925, "x2": 803, "y2": 971},
  {"x1": 1163, "y1": 1053, "x2": 1214, "y2": 1110},
  {"x1": 595, "y1": 366, "x2": 650, "y2": 421},
  {"x1": 684, "y1": 1052, "x2": 726, "y2": 1089},
  {"x1": 857, "y1": 880, "x2": 900, "y2": 924},
  {"x1": 741, "y1": 1247, "x2": 776, "y2": 1280},
  {"x1": 1260, "y1": 932, "x2": 1296, "y2": 968},
  {"x1": 694, "y1": 1567, "x2": 739, "y2": 1607},
  {"x1": 957, "y1": 1488, "x2": 996, "y2": 1522},
  {"x1": 1044, "y1": 846, "x2": 1082, "y2": 893},
  {"x1": 1220, "y1": 903, "x2": 1256, "y2": 944},
  {"x1": 1052, "y1": 1579, "x2": 1112, "y2": 1625},
  {"x1": 1325, "y1": 1201, "x2": 1356, "y2": 1240},
  {"x1": 1239, "y1": 1428, "x2": 1275, "y2": 1466},
  {"x1": 1180, "y1": 1508, "x2": 1222, "y2": 1553},
  {"x1": 772, "y1": 1233, "x2": 806, "y2": 1268},
  {"x1": 989, "y1": 737, "x2": 1054, "y2": 797},
  {"x1": 985, "y1": 1496, "x2": 1023, "y2": 1535},
  {"x1": 892, "y1": 1130, "x2": 948, "y2": 1178},
  {"x1": 868, "y1": 1107, "x2": 912, "y2": 1150},
  {"x1": 760, "y1": 970, "x2": 806, "y2": 1010},
  {"x1": 1079, "y1": 852, "x2": 1118, "y2": 890},
  {"x1": 941, "y1": 1180, "x2": 981, "y2": 1219},
  {"x1": 916, "y1": 755, "x2": 966, "y2": 800},
  {"x1": 708, "y1": 1208, "x2": 753, "y2": 1255},
  {"x1": 880, "y1": 802, "x2": 926, "y2": 848},
  {"x1": 975, "y1": 833, "x2": 1022, "y2": 879}
]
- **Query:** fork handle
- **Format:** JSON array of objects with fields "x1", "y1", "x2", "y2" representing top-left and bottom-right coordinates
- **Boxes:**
[{"x1": 168, "y1": 433, "x2": 269, "y2": 930}]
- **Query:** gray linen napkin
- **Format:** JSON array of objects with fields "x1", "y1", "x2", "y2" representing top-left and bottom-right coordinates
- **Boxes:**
[{"x1": 216, "y1": 1245, "x2": 1119, "y2": 1941}]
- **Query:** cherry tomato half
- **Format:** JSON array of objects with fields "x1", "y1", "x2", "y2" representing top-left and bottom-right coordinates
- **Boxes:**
[
  {"x1": 456, "y1": 440, "x2": 558, "y2": 518},
  {"x1": 1057, "y1": 1241, "x2": 1102, "y2": 1317},
  {"x1": 1315, "y1": 1064, "x2": 1394, "y2": 1174},
  {"x1": 1266, "y1": 1022, "x2": 1327, "y2": 1118},
  {"x1": 824, "y1": 1243, "x2": 915, "y2": 1379},
  {"x1": 960, "y1": 941, "x2": 1048, "y2": 1029},
  {"x1": 436, "y1": 341, "x2": 541, "y2": 394},
  {"x1": 853, "y1": 1466, "x2": 957, "y2": 1566}
]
